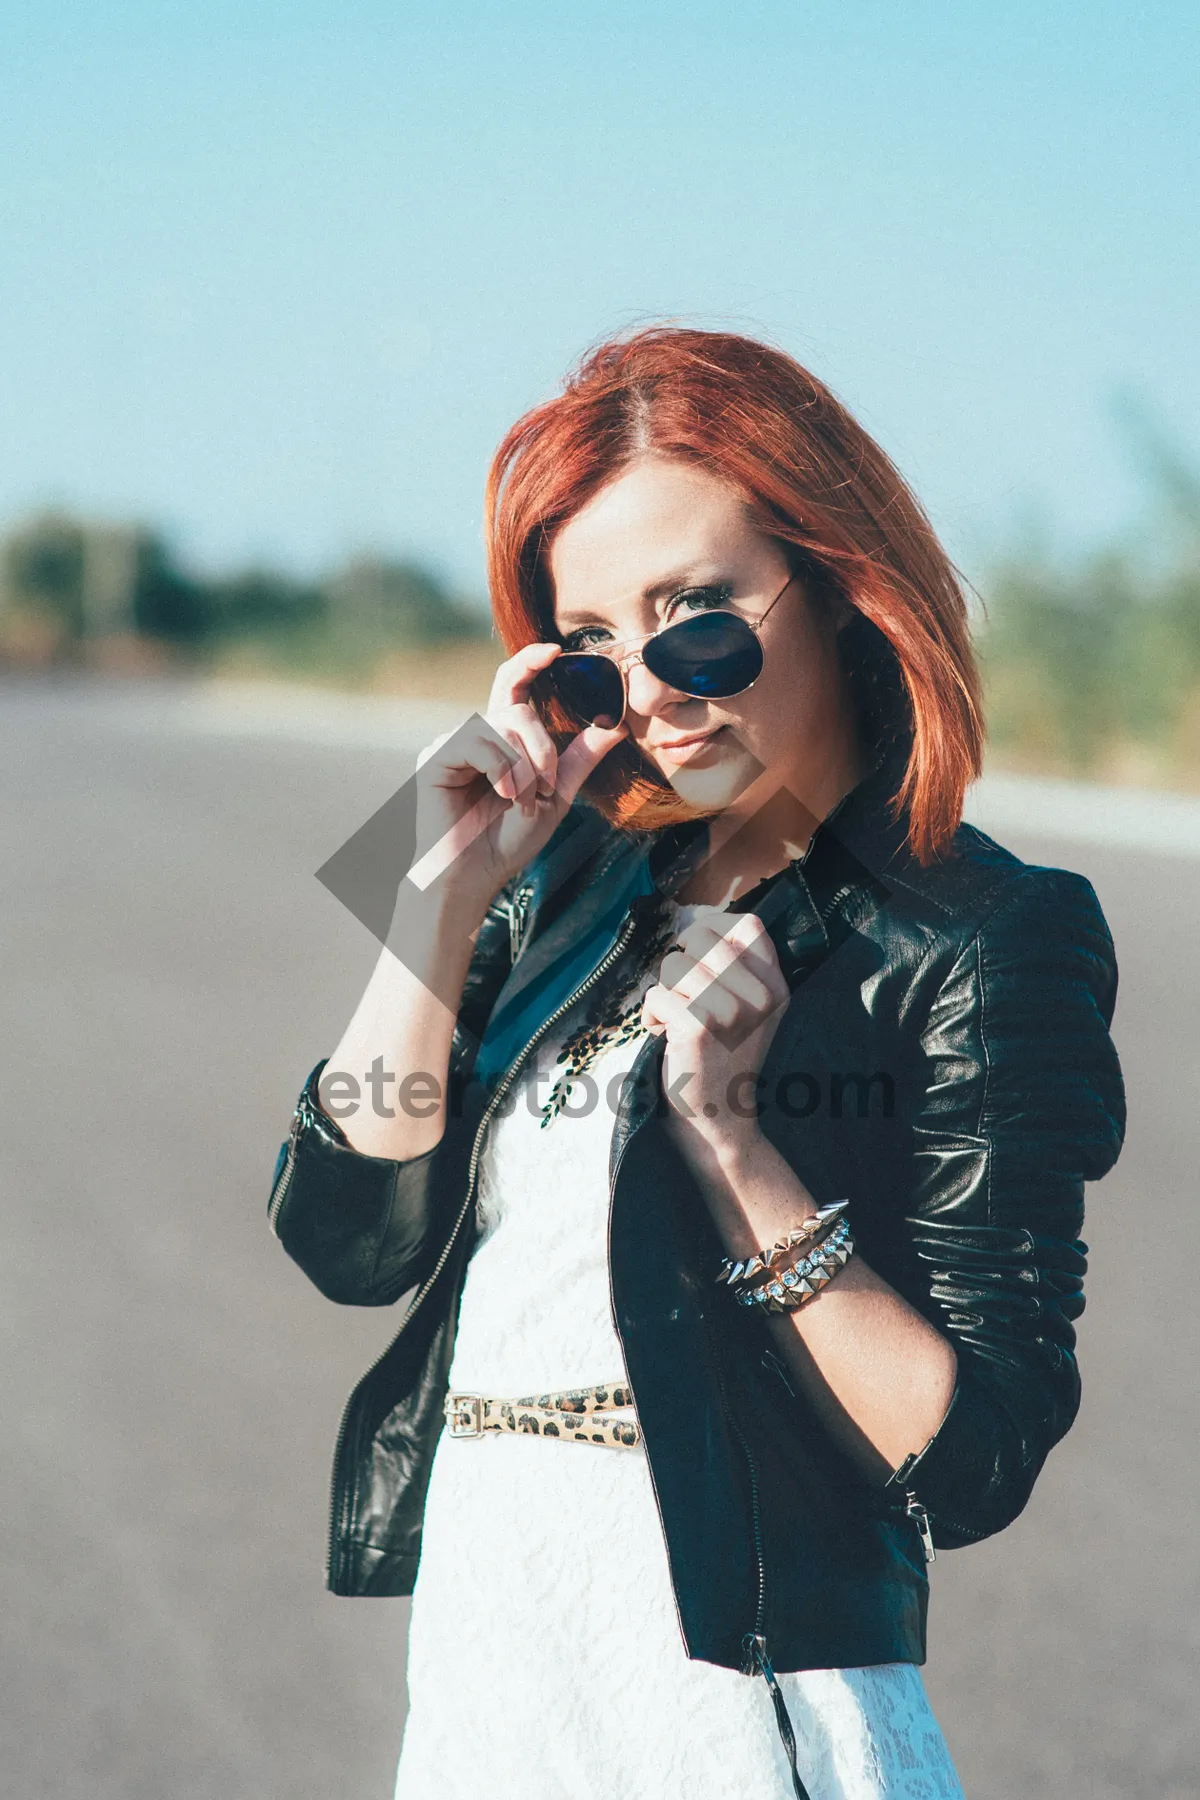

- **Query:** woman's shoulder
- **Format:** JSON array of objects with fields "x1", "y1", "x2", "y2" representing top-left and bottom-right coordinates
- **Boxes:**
[
  {"x1": 865, "y1": 831, "x2": 1120, "y2": 1108},
  {"x1": 873, "y1": 816, "x2": 1113, "y2": 963},
  {"x1": 522, "y1": 799, "x2": 1117, "y2": 1008}
]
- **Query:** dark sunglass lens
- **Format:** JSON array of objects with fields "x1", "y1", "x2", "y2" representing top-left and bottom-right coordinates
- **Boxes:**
[
  {"x1": 549, "y1": 654, "x2": 625, "y2": 726},
  {"x1": 643, "y1": 612, "x2": 764, "y2": 698}
]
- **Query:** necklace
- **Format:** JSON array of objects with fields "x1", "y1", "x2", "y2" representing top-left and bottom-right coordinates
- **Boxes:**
[{"x1": 538, "y1": 896, "x2": 680, "y2": 1129}]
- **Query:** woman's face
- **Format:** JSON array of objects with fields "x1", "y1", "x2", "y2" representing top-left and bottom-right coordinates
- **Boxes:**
[{"x1": 547, "y1": 455, "x2": 864, "y2": 827}]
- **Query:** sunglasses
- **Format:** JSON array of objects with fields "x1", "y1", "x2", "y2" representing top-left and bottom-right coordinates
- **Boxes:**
[{"x1": 539, "y1": 570, "x2": 799, "y2": 730}]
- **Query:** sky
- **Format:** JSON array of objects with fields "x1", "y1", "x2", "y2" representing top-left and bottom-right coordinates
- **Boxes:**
[{"x1": 1, "y1": 1, "x2": 1196, "y2": 600}]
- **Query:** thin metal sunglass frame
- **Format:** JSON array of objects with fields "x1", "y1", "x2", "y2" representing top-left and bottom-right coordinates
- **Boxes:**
[{"x1": 551, "y1": 569, "x2": 800, "y2": 728}]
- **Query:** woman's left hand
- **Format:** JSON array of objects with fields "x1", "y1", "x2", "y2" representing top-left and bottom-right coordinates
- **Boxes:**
[{"x1": 640, "y1": 910, "x2": 792, "y2": 1165}]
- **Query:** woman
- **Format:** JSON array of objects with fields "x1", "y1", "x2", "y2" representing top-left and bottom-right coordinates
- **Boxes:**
[{"x1": 269, "y1": 328, "x2": 1127, "y2": 1799}]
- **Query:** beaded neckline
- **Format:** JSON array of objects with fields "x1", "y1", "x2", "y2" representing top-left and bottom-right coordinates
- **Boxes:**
[{"x1": 536, "y1": 894, "x2": 728, "y2": 1130}]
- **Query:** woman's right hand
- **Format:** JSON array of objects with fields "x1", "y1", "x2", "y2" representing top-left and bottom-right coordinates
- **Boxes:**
[{"x1": 410, "y1": 642, "x2": 627, "y2": 922}]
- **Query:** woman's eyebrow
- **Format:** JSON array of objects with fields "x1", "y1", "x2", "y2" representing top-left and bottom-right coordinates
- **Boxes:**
[
  {"x1": 643, "y1": 567, "x2": 709, "y2": 602},
  {"x1": 555, "y1": 567, "x2": 718, "y2": 629}
]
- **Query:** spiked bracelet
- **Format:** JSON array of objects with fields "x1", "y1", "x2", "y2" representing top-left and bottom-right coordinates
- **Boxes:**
[
  {"x1": 734, "y1": 1220, "x2": 856, "y2": 1312},
  {"x1": 715, "y1": 1200, "x2": 849, "y2": 1289}
]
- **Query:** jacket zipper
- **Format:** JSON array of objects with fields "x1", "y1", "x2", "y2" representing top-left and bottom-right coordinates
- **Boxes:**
[
  {"x1": 713, "y1": 1330, "x2": 813, "y2": 1800},
  {"x1": 714, "y1": 1360, "x2": 768, "y2": 1660},
  {"x1": 889, "y1": 1448, "x2": 983, "y2": 1556},
  {"x1": 606, "y1": 1114, "x2": 692, "y2": 1656},
  {"x1": 609, "y1": 1114, "x2": 808, "y2": 1795},
  {"x1": 505, "y1": 882, "x2": 535, "y2": 964},
  {"x1": 905, "y1": 1493, "x2": 937, "y2": 1563},
  {"x1": 267, "y1": 1102, "x2": 305, "y2": 1236},
  {"x1": 906, "y1": 1502, "x2": 987, "y2": 1550},
  {"x1": 324, "y1": 906, "x2": 641, "y2": 1586},
  {"x1": 606, "y1": 1119, "x2": 771, "y2": 1667}
]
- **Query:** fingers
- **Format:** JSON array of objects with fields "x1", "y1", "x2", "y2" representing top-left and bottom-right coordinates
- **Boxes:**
[
  {"x1": 644, "y1": 975, "x2": 744, "y2": 1036},
  {"x1": 667, "y1": 914, "x2": 783, "y2": 985},
  {"x1": 555, "y1": 719, "x2": 629, "y2": 802},
  {"x1": 415, "y1": 728, "x2": 454, "y2": 770},
  {"x1": 640, "y1": 980, "x2": 693, "y2": 1038},
  {"x1": 491, "y1": 703, "x2": 559, "y2": 800},
  {"x1": 488, "y1": 641, "x2": 630, "y2": 804},
  {"x1": 488, "y1": 641, "x2": 563, "y2": 712},
  {"x1": 656, "y1": 915, "x2": 789, "y2": 1017},
  {"x1": 661, "y1": 951, "x2": 778, "y2": 1019},
  {"x1": 419, "y1": 716, "x2": 523, "y2": 802}
]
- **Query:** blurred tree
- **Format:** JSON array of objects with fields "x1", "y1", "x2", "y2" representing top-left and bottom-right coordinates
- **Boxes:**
[
  {"x1": 131, "y1": 535, "x2": 210, "y2": 641},
  {"x1": 2, "y1": 513, "x2": 87, "y2": 636},
  {"x1": 326, "y1": 556, "x2": 483, "y2": 644},
  {"x1": 1, "y1": 513, "x2": 214, "y2": 643},
  {"x1": 0, "y1": 517, "x2": 487, "y2": 665},
  {"x1": 206, "y1": 568, "x2": 326, "y2": 634},
  {"x1": 978, "y1": 404, "x2": 1200, "y2": 784}
]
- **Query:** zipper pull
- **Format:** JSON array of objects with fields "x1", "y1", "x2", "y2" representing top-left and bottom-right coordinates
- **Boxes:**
[
  {"x1": 741, "y1": 1634, "x2": 812, "y2": 1800},
  {"x1": 742, "y1": 1629, "x2": 769, "y2": 1679},
  {"x1": 905, "y1": 1490, "x2": 936, "y2": 1563},
  {"x1": 506, "y1": 885, "x2": 532, "y2": 963},
  {"x1": 761, "y1": 1348, "x2": 797, "y2": 1398}
]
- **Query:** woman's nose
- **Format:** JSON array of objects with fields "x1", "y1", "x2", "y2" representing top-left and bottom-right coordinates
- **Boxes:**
[{"x1": 624, "y1": 655, "x2": 687, "y2": 717}]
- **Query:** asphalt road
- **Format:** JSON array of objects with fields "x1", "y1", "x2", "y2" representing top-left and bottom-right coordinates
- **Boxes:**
[{"x1": 2, "y1": 678, "x2": 1196, "y2": 1800}]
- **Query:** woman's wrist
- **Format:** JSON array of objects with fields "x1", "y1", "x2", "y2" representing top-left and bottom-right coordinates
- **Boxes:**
[
  {"x1": 383, "y1": 881, "x2": 494, "y2": 978},
  {"x1": 668, "y1": 1121, "x2": 820, "y2": 1258}
]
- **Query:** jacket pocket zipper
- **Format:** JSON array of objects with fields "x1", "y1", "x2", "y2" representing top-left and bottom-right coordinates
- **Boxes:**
[
  {"x1": 267, "y1": 1101, "x2": 306, "y2": 1236},
  {"x1": 890, "y1": 1450, "x2": 936, "y2": 1562},
  {"x1": 905, "y1": 1492, "x2": 936, "y2": 1563},
  {"x1": 889, "y1": 1449, "x2": 983, "y2": 1556},
  {"x1": 505, "y1": 882, "x2": 535, "y2": 964},
  {"x1": 324, "y1": 906, "x2": 640, "y2": 1587}
]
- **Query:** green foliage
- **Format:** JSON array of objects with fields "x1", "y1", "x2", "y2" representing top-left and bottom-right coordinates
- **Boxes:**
[
  {"x1": 976, "y1": 411, "x2": 1200, "y2": 783},
  {"x1": 326, "y1": 556, "x2": 481, "y2": 645},
  {"x1": 131, "y1": 536, "x2": 209, "y2": 640},
  {"x1": 3, "y1": 515, "x2": 87, "y2": 634},
  {"x1": 0, "y1": 514, "x2": 489, "y2": 663}
]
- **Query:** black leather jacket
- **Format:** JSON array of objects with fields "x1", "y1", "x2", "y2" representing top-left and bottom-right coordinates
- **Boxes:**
[{"x1": 268, "y1": 741, "x2": 1126, "y2": 1680}]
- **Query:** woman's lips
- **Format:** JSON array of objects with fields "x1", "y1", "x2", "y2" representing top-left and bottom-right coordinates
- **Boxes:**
[{"x1": 652, "y1": 725, "x2": 728, "y2": 764}]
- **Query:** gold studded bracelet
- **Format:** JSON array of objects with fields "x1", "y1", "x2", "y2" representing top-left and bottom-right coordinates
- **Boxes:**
[
  {"x1": 714, "y1": 1200, "x2": 849, "y2": 1289},
  {"x1": 733, "y1": 1218, "x2": 856, "y2": 1313}
]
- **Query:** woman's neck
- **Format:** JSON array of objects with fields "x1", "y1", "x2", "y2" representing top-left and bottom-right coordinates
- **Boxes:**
[{"x1": 671, "y1": 740, "x2": 870, "y2": 907}]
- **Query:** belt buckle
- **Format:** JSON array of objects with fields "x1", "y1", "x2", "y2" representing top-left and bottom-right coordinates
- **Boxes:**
[{"x1": 445, "y1": 1392, "x2": 484, "y2": 1438}]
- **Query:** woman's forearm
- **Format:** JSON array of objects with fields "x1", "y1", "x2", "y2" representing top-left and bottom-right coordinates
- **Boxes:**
[
  {"x1": 324, "y1": 895, "x2": 483, "y2": 1160},
  {"x1": 680, "y1": 1128, "x2": 957, "y2": 1483}
]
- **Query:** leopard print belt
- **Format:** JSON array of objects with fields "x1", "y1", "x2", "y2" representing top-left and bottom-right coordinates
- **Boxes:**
[{"x1": 443, "y1": 1381, "x2": 641, "y2": 1448}]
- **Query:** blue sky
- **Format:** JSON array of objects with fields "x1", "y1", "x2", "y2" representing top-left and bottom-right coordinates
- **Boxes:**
[{"x1": 1, "y1": 1, "x2": 1196, "y2": 596}]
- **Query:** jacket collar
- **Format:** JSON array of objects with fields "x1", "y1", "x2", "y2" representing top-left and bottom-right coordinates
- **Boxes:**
[
  {"x1": 597, "y1": 737, "x2": 914, "y2": 1166},
  {"x1": 800, "y1": 733, "x2": 914, "y2": 885},
  {"x1": 639, "y1": 733, "x2": 912, "y2": 982},
  {"x1": 485, "y1": 734, "x2": 913, "y2": 1059}
]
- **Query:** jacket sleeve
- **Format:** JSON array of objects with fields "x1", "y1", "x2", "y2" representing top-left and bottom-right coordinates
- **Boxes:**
[
  {"x1": 890, "y1": 864, "x2": 1127, "y2": 1545},
  {"x1": 267, "y1": 1059, "x2": 453, "y2": 1306},
  {"x1": 267, "y1": 875, "x2": 525, "y2": 1306}
]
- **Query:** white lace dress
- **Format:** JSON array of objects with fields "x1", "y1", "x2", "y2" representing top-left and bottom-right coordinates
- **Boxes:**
[{"x1": 394, "y1": 902, "x2": 965, "y2": 1800}]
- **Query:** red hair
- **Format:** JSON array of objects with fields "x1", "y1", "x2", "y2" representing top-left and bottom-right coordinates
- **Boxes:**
[{"x1": 485, "y1": 327, "x2": 984, "y2": 866}]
